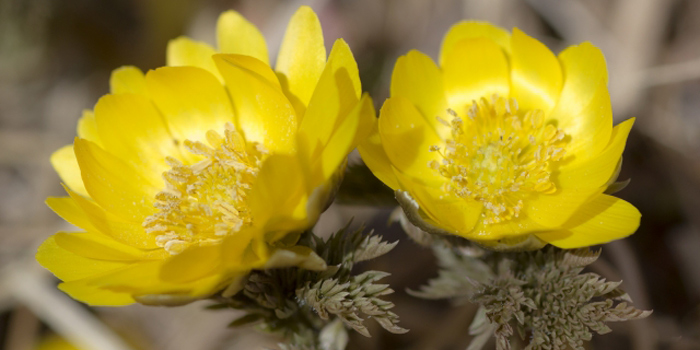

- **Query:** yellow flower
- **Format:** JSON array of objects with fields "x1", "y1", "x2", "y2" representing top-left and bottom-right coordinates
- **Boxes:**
[
  {"x1": 360, "y1": 22, "x2": 640, "y2": 250},
  {"x1": 38, "y1": 6, "x2": 374, "y2": 306}
]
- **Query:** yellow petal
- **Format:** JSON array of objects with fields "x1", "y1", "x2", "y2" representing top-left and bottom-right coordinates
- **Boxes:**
[
  {"x1": 77, "y1": 110, "x2": 103, "y2": 147},
  {"x1": 54, "y1": 231, "x2": 155, "y2": 261},
  {"x1": 537, "y1": 195, "x2": 640, "y2": 248},
  {"x1": 358, "y1": 124, "x2": 400, "y2": 190},
  {"x1": 214, "y1": 54, "x2": 297, "y2": 153},
  {"x1": 275, "y1": 6, "x2": 326, "y2": 111},
  {"x1": 36, "y1": 236, "x2": 128, "y2": 282},
  {"x1": 319, "y1": 94, "x2": 375, "y2": 182},
  {"x1": 510, "y1": 28, "x2": 563, "y2": 114},
  {"x1": 63, "y1": 185, "x2": 157, "y2": 250},
  {"x1": 85, "y1": 260, "x2": 161, "y2": 289},
  {"x1": 396, "y1": 172, "x2": 483, "y2": 236},
  {"x1": 160, "y1": 245, "x2": 222, "y2": 283},
  {"x1": 549, "y1": 42, "x2": 611, "y2": 163},
  {"x1": 222, "y1": 227, "x2": 265, "y2": 268},
  {"x1": 50, "y1": 145, "x2": 88, "y2": 197},
  {"x1": 299, "y1": 39, "x2": 361, "y2": 160},
  {"x1": 217, "y1": 53, "x2": 282, "y2": 88},
  {"x1": 94, "y1": 93, "x2": 182, "y2": 186},
  {"x1": 94, "y1": 259, "x2": 230, "y2": 300},
  {"x1": 443, "y1": 38, "x2": 510, "y2": 112},
  {"x1": 146, "y1": 66, "x2": 234, "y2": 146},
  {"x1": 46, "y1": 196, "x2": 96, "y2": 231},
  {"x1": 378, "y1": 96, "x2": 444, "y2": 185},
  {"x1": 217, "y1": 10, "x2": 269, "y2": 64},
  {"x1": 81, "y1": 260, "x2": 157, "y2": 290},
  {"x1": 248, "y1": 154, "x2": 308, "y2": 229},
  {"x1": 525, "y1": 187, "x2": 603, "y2": 228},
  {"x1": 109, "y1": 66, "x2": 148, "y2": 96},
  {"x1": 469, "y1": 215, "x2": 546, "y2": 240},
  {"x1": 390, "y1": 50, "x2": 450, "y2": 139},
  {"x1": 166, "y1": 37, "x2": 220, "y2": 80},
  {"x1": 137, "y1": 274, "x2": 247, "y2": 305},
  {"x1": 439, "y1": 21, "x2": 511, "y2": 66},
  {"x1": 73, "y1": 138, "x2": 158, "y2": 222},
  {"x1": 557, "y1": 118, "x2": 634, "y2": 189},
  {"x1": 59, "y1": 258, "x2": 228, "y2": 305},
  {"x1": 59, "y1": 279, "x2": 135, "y2": 306},
  {"x1": 556, "y1": 79, "x2": 613, "y2": 165}
]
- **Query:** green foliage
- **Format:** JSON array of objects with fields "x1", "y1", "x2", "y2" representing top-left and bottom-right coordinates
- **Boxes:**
[
  {"x1": 413, "y1": 245, "x2": 651, "y2": 350},
  {"x1": 209, "y1": 224, "x2": 406, "y2": 350}
]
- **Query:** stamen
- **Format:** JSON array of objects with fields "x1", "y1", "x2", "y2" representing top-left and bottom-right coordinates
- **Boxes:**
[
  {"x1": 143, "y1": 122, "x2": 268, "y2": 255},
  {"x1": 429, "y1": 95, "x2": 568, "y2": 225}
]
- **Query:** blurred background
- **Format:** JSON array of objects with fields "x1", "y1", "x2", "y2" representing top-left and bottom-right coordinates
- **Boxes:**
[{"x1": 1, "y1": 0, "x2": 699, "y2": 349}]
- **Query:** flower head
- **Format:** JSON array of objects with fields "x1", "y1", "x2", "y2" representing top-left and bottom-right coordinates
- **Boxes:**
[
  {"x1": 360, "y1": 22, "x2": 640, "y2": 250},
  {"x1": 38, "y1": 6, "x2": 374, "y2": 306}
]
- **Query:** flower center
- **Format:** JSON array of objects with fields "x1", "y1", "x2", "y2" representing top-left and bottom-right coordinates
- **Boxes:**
[
  {"x1": 429, "y1": 95, "x2": 568, "y2": 225},
  {"x1": 143, "y1": 122, "x2": 268, "y2": 255}
]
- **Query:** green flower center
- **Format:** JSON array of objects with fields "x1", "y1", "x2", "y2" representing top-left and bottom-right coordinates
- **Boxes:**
[{"x1": 430, "y1": 95, "x2": 568, "y2": 225}]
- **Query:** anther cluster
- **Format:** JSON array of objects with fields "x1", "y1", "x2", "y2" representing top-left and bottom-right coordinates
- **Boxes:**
[
  {"x1": 143, "y1": 122, "x2": 268, "y2": 255},
  {"x1": 429, "y1": 95, "x2": 568, "y2": 224}
]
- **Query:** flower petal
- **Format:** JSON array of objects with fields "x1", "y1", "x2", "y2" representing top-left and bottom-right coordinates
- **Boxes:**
[
  {"x1": 50, "y1": 145, "x2": 88, "y2": 197},
  {"x1": 469, "y1": 215, "x2": 546, "y2": 240},
  {"x1": 36, "y1": 236, "x2": 128, "y2": 282},
  {"x1": 537, "y1": 195, "x2": 641, "y2": 248},
  {"x1": 109, "y1": 66, "x2": 148, "y2": 96},
  {"x1": 59, "y1": 279, "x2": 135, "y2": 306},
  {"x1": 160, "y1": 245, "x2": 223, "y2": 283},
  {"x1": 248, "y1": 154, "x2": 309, "y2": 232},
  {"x1": 166, "y1": 37, "x2": 220, "y2": 80},
  {"x1": 73, "y1": 260, "x2": 221, "y2": 303},
  {"x1": 319, "y1": 94, "x2": 375, "y2": 182},
  {"x1": 358, "y1": 125, "x2": 400, "y2": 190},
  {"x1": 378, "y1": 96, "x2": 444, "y2": 185},
  {"x1": 77, "y1": 110, "x2": 103, "y2": 146},
  {"x1": 439, "y1": 21, "x2": 511, "y2": 66},
  {"x1": 221, "y1": 227, "x2": 268, "y2": 268},
  {"x1": 396, "y1": 172, "x2": 483, "y2": 236},
  {"x1": 442, "y1": 38, "x2": 510, "y2": 112},
  {"x1": 549, "y1": 42, "x2": 611, "y2": 163},
  {"x1": 510, "y1": 28, "x2": 563, "y2": 114},
  {"x1": 214, "y1": 54, "x2": 297, "y2": 153},
  {"x1": 556, "y1": 79, "x2": 613, "y2": 165},
  {"x1": 84, "y1": 260, "x2": 224, "y2": 296},
  {"x1": 557, "y1": 118, "x2": 634, "y2": 189},
  {"x1": 275, "y1": 6, "x2": 326, "y2": 112},
  {"x1": 525, "y1": 187, "x2": 603, "y2": 228},
  {"x1": 217, "y1": 10, "x2": 269, "y2": 64},
  {"x1": 146, "y1": 66, "x2": 234, "y2": 147},
  {"x1": 73, "y1": 138, "x2": 158, "y2": 222},
  {"x1": 94, "y1": 93, "x2": 182, "y2": 186},
  {"x1": 390, "y1": 50, "x2": 450, "y2": 139},
  {"x1": 46, "y1": 196, "x2": 96, "y2": 231},
  {"x1": 54, "y1": 231, "x2": 157, "y2": 261},
  {"x1": 299, "y1": 39, "x2": 361, "y2": 162},
  {"x1": 63, "y1": 185, "x2": 157, "y2": 250}
]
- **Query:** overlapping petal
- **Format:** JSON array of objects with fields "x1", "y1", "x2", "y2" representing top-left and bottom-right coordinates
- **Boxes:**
[
  {"x1": 442, "y1": 37, "x2": 510, "y2": 112},
  {"x1": 40, "y1": 6, "x2": 372, "y2": 306},
  {"x1": 364, "y1": 22, "x2": 639, "y2": 250}
]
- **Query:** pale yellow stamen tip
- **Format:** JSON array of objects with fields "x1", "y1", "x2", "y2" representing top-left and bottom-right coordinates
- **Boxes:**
[
  {"x1": 143, "y1": 123, "x2": 267, "y2": 255},
  {"x1": 430, "y1": 95, "x2": 568, "y2": 225}
]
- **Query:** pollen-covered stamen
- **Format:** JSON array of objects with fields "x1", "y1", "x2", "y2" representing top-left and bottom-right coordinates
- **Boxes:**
[
  {"x1": 430, "y1": 95, "x2": 568, "y2": 225},
  {"x1": 143, "y1": 122, "x2": 268, "y2": 255}
]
